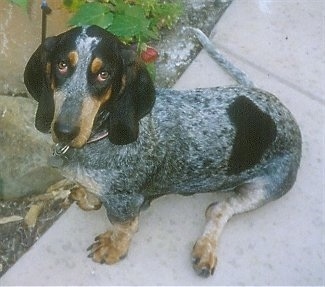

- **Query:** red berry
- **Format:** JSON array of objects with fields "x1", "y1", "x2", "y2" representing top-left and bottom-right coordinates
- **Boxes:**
[{"x1": 140, "y1": 46, "x2": 158, "y2": 63}]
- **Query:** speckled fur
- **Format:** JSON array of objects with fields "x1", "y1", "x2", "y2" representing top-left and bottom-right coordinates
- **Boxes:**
[
  {"x1": 24, "y1": 25, "x2": 302, "y2": 276},
  {"x1": 60, "y1": 86, "x2": 301, "y2": 222}
]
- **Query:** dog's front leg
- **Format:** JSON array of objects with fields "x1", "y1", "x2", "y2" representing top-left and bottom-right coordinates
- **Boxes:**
[
  {"x1": 69, "y1": 185, "x2": 102, "y2": 211},
  {"x1": 87, "y1": 217, "x2": 139, "y2": 264}
]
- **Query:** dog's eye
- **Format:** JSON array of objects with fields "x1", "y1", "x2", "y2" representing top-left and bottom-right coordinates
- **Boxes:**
[
  {"x1": 57, "y1": 61, "x2": 68, "y2": 74},
  {"x1": 97, "y1": 71, "x2": 110, "y2": 82}
]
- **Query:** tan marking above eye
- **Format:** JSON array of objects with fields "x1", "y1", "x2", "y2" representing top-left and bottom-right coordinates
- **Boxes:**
[
  {"x1": 68, "y1": 51, "x2": 79, "y2": 67},
  {"x1": 91, "y1": 57, "x2": 103, "y2": 74}
]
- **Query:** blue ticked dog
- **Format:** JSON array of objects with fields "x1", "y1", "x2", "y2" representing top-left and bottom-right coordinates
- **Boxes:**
[{"x1": 24, "y1": 25, "x2": 301, "y2": 277}]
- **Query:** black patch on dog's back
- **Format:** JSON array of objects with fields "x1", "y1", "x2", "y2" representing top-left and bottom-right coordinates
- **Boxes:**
[{"x1": 227, "y1": 96, "x2": 277, "y2": 175}]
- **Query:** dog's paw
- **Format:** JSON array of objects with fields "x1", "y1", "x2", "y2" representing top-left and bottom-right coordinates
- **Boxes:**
[
  {"x1": 192, "y1": 237, "x2": 217, "y2": 277},
  {"x1": 87, "y1": 230, "x2": 130, "y2": 264},
  {"x1": 69, "y1": 186, "x2": 102, "y2": 211}
]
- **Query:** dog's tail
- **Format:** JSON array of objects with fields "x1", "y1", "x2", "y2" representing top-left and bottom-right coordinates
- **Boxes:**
[{"x1": 187, "y1": 27, "x2": 254, "y2": 88}]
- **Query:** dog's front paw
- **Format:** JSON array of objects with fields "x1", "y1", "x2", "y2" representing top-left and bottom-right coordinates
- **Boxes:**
[
  {"x1": 87, "y1": 218, "x2": 138, "y2": 265},
  {"x1": 192, "y1": 237, "x2": 217, "y2": 277},
  {"x1": 69, "y1": 186, "x2": 102, "y2": 211},
  {"x1": 87, "y1": 230, "x2": 130, "y2": 264}
]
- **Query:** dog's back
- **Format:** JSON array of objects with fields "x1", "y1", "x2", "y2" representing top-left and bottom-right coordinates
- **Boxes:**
[{"x1": 141, "y1": 86, "x2": 301, "y2": 200}]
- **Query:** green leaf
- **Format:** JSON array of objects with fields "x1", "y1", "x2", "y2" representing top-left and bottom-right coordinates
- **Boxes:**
[
  {"x1": 109, "y1": 15, "x2": 147, "y2": 38},
  {"x1": 108, "y1": 7, "x2": 150, "y2": 39},
  {"x1": 65, "y1": 0, "x2": 182, "y2": 46},
  {"x1": 94, "y1": 13, "x2": 114, "y2": 29},
  {"x1": 68, "y1": 3, "x2": 113, "y2": 27}
]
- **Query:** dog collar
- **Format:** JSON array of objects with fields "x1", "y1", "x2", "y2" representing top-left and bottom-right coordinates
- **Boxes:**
[
  {"x1": 48, "y1": 129, "x2": 109, "y2": 168},
  {"x1": 86, "y1": 129, "x2": 109, "y2": 144}
]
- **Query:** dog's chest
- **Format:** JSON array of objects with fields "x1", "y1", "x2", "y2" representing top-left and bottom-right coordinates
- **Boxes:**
[{"x1": 57, "y1": 139, "x2": 158, "y2": 197}]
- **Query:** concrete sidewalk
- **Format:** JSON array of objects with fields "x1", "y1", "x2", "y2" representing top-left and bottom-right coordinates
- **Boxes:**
[{"x1": 2, "y1": 0, "x2": 324, "y2": 285}]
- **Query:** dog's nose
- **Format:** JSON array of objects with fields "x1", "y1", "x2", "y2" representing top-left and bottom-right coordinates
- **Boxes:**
[{"x1": 53, "y1": 121, "x2": 80, "y2": 143}]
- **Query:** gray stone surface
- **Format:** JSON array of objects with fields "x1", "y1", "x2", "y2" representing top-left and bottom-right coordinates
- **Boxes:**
[
  {"x1": 0, "y1": 96, "x2": 62, "y2": 199},
  {"x1": 155, "y1": 0, "x2": 232, "y2": 87}
]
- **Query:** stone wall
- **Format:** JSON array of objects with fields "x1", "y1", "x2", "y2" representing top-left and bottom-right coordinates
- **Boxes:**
[
  {"x1": 0, "y1": 1, "x2": 69, "y2": 199},
  {"x1": 0, "y1": 96, "x2": 63, "y2": 199},
  {"x1": 0, "y1": 0, "x2": 70, "y2": 96}
]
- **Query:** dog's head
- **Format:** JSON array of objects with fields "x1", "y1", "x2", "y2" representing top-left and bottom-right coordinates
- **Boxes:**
[{"x1": 24, "y1": 25, "x2": 155, "y2": 147}]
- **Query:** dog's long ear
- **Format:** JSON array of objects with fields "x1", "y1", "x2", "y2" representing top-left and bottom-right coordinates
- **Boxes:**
[
  {"x1": 108, "y1": 50, "x2": 156, "y2": 145},
  {"x1": 24, "y1": 37, "x2": 57, "y2": 133}
]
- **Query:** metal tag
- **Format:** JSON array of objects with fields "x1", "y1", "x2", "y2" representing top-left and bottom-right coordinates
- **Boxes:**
[{"x1": 48, "y1": 144, "x2": 70, "y2": 168}]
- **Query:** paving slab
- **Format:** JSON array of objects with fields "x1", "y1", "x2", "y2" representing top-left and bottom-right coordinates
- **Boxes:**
[{"x1": 1, "y1": 0, "x2": 324, "y2": 285}]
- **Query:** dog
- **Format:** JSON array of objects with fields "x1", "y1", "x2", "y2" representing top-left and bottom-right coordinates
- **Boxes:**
[{"x1": 24, "y1": 25, "x2": 301, "y2": 277}]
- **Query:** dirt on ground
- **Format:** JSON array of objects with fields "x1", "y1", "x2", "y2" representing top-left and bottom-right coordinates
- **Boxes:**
[{"x1": 0, "y1": 188, "x2": 70, "y2": 276}]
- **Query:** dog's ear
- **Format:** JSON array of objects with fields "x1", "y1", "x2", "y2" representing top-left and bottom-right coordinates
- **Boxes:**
[
  {"x1": 24, "y1": 37, "x2": 57, "y2": 133},
  {"x1": 108, "y1": 50, "x2": 156, "y2": 145}
]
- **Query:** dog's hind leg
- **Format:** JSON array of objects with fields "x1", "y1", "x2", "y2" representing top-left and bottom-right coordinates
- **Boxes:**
[{"x1": 192, "y1": 177, "x2": 271, "y2": 277}]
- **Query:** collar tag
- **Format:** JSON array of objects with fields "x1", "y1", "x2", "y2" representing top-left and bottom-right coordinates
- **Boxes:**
[
  {"x1": 48, "y1": 144, "x2": 69, "y2": 168},
  {"x1": 48, "y1": 129, "x2": 108, "y2": 167}
]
